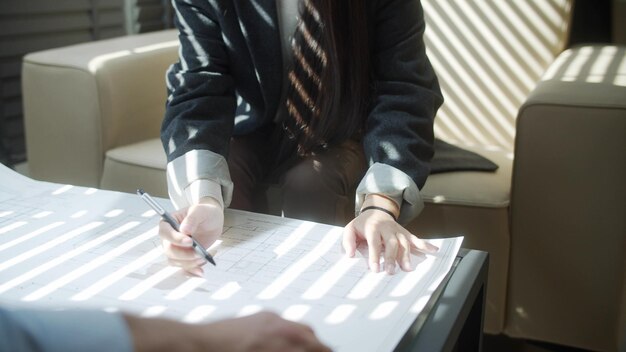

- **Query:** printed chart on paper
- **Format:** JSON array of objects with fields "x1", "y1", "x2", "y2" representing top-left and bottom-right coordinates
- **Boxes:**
[{"x1": 0, "y1": 165, "x2": 462, "y2": 351}]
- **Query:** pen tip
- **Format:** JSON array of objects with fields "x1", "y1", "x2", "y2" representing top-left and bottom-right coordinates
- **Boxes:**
[{"x1": 136, "y1": 189, "x2": 144, "y2": 195}]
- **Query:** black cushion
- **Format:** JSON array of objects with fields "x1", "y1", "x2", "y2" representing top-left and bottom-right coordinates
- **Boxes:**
[{"x1": 430, "y1": 139, "x2": 499, "y2": 174}]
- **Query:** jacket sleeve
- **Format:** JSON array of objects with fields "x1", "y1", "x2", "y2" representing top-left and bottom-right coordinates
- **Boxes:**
[
  {"x1": 161, "y1": 0, "x2": 236, "y2": 162},
  {"x1": 0, "y1": 307, "x2": 132, "y2": 352},
  {"x1": 364, "y1": 0, "x2": 443, "y2": 189},
  {"x1": 358, "y1": 0, "x2": 443, "y2": 223},
  {"x1": 162, "y1": 0, "x2": 236, "y2": 207}
]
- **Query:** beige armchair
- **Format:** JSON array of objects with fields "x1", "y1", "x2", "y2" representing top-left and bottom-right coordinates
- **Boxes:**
[
  {"x1": 22, "y1": 30, "x2": 177, "y2": 194},
  {"x1": 22, "y1": 1, "x2": 626, "y2": 350}
]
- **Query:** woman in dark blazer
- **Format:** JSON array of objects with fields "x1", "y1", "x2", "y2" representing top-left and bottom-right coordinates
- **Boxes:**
[{"x1": 159, "y1": 0, "x2": 443, "y2": 276}]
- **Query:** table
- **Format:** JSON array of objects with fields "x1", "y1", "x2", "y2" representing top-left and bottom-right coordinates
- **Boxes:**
[{"x1": 396, "y1": 249, "x2": 489, "y2": 352}]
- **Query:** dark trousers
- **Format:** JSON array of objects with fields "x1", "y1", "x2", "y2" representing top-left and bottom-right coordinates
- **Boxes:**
[{"x1": 227, "y1": 124, "x2": 366, "y2": 226}]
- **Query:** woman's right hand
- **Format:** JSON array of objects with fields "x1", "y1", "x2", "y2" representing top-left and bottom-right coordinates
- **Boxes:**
[{"x1": 158, "y1": 197, "x2": 224, "y2": 276}]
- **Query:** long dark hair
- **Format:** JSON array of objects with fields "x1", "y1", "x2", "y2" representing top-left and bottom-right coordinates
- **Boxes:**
[{"x1": 287, "y1": 0, "x2": 370, "y2": 155}]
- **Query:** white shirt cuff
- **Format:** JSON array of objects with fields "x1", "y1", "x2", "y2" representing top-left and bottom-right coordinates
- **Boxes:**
[
  {"x1": 166, "y1": 149, "x2": 233, "y2": 209},
  {"x1": 185, "y1": 179, "x2": 224, "y2": 209},
  {"x1": 355, "y1": 162, "x2": 424, "y2": 224}
]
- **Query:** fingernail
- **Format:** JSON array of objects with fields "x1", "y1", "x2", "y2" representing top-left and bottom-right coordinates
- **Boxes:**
[
  {"x1": 385, "y1": 262, "x2": 395, "y2": 275},
  {"x1": 403, "y1": 260, "x2": 413, "y2": 271},
  {"x1": 371, "y1": 263, "x2": 380, "y2": 273}
]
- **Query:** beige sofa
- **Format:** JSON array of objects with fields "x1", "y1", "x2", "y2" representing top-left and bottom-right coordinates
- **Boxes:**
[{"x1": 22, "y1": 1, "x2": 626, "y2": 350}]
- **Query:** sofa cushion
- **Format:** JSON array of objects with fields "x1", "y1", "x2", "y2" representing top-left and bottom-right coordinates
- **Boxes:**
[
  {"x1": 421, "y1": 144, "x2": 512, "y2": 208},
  {"x1": 103, "y1": 138, "x2": 512, "y2": 208},
  {"x1": 101, "y1": 138, "x2": 168, "y2": 197},
  {"x1": 105, "y1": 138, "x2": 166, "y2": 170},
  {"x1": 431, "y1": 139, "x2": 499, "y2": 173}
]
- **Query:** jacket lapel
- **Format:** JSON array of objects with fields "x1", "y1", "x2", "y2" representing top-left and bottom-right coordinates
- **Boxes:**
[{"x1": 233, "y1": 0, "x2": 283, "y2": 115}]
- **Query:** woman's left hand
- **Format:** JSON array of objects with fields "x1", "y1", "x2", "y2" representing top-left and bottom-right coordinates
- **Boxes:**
[{"x1": 342, "y1": 195, "x2": 438, "y2": 274}]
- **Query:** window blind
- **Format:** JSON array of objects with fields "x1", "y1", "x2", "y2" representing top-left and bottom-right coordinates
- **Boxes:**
[{"x1": 0, "y1": 0, "x2": 173, "y2": 166}]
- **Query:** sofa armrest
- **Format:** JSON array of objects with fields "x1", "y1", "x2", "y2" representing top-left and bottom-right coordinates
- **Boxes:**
[
  {"x1": 22, "y1": 30, "x2": 178, "y2": 187},
  {"x1": 507, "y1": 45, "x2": 626, "y2": 351}
]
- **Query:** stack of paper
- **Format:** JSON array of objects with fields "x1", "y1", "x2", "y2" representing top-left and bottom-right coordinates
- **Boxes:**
[{"x1": 0, "y1": 164, "x2": 462, "y2": 351}]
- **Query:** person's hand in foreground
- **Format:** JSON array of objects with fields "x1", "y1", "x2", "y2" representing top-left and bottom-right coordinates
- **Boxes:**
[
  {"x1": 158, "y1": 196, "x2": 223, "y2": 276},
  {"x1": 125, "y1": 311, "x2": 332, "y2": 352},
  {"x1": 343, "y1": 194, "x2": 439, "y2": 274}
]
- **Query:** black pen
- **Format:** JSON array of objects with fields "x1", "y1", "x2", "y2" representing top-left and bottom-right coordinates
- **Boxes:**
[{"x1": 137, "y1": 189, "x2": 216, "y2": 266}]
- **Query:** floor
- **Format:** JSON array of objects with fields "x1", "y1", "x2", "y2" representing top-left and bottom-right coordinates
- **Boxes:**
[{"x1": 483, "y1": 334, "x2": 591, "y2": 352}]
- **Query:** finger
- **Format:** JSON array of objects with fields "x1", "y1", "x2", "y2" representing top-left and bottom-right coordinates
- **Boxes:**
[
  {"x1": 162, "y1": 239, "x2": 199, "y2": 261},
  {"x1": 291, "y1": 320, "x2": 316, "y2": 335},
  {"x1": 284, "y1": 322, "x2": 330, "y2": 352},
  {"x1": 158, "y1": 220, "x2": 193, "y2": 247},
  {"x1": 307, "y1": 339, "x2": 333, "y2": 352},
  {"x1": 403, "y1": 230, "x2": 439, "y2": 253},
  {"x1": 381, "y1": 232, "x2": 399, "y2": 275},
  {"x1": 186, "y1": 267, "x2": 204, "y2": 277},
  {"x1": 168, "y1": 257, "x2": 207, "y2": 269},
  {"x1": 316, "y1": 343, "x2": 333, "y2": 352},
  {"x1": 179, "y1": 207, "x2": 205, "y2": 236},
  {"x1": 181, "y1": 265, "x2": 205, "y2": 277},
  {"x1": 164, "y1": 248, "x2": 205, "y2": 276},
  {"x1": 342, "y1": 222, "x2": 358, "y2": 258},
  {"x1": 365, "y1": 231, "x2": 382, "y2": 273},
  {"x1": 396, "y1": 234, "x2": 413, "y2": 272}
]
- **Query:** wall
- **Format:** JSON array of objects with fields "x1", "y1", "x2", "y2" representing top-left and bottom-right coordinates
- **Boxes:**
[
  {"x1": 0, "y1": 0, "x2": 172, "y2": 167},
  {"x1": 615, "y1": 0, "x2": 626, "y2": 44}
]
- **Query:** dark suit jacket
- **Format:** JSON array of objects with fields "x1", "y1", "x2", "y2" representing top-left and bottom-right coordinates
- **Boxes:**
[{"x1": 162, "y1": 0, "x2": 443, "y2": 189}]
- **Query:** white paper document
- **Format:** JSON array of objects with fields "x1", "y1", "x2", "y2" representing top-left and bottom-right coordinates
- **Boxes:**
[{"x1": 0, "y1": 164, "x2": 462, "y2": 351}]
